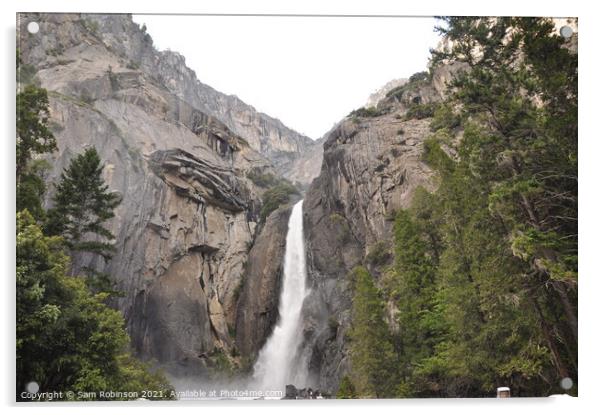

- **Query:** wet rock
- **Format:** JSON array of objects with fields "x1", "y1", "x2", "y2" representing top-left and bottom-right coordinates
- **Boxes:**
[{"x1": 235, "y1": 205, "x2": 293, "y2": 358}]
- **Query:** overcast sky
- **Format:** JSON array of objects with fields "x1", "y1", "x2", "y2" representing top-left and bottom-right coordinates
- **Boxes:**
[{"x1": 132, "y1": 15, "x2": 441, "y2": 139}]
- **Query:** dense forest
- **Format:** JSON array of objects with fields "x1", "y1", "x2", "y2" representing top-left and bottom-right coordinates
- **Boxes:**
[{"x1": 340, "y1": 17, "x2": 577, "y2": 398}]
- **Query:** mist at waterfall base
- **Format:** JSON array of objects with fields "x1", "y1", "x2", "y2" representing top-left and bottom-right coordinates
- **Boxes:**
[{"x1": 170, "y1": 200, "x2": 311, "y2": 400}]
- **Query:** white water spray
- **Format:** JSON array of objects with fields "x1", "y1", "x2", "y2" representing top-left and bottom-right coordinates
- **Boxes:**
[{"x1": 252, "y1": 200, "x2": 310, "y2": 393}]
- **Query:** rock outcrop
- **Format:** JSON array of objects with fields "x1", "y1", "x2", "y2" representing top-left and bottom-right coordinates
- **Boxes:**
[
  {"x1": 365, "y1": 78, "x2": 408, "y2": 108},
  {"x1": 235, "y1": 205, "x2": 293, "y2": 359},
  {"x1": 17, "y1": 12, "x2": 316, "y2": 377}
]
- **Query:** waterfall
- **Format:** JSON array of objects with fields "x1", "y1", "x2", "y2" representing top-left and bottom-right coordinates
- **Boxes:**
[{"x1": 252, "y1": 200, "x2": 310, "y2": 393}]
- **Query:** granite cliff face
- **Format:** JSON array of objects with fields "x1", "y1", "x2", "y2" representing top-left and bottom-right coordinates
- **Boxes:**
[
  {"x1": 92, "y1": 14, "x2": 317, "y2": 179},
  {"x1": 17, "y1": 13, "x2": 317, "y2": 377},
  {"x1": 300, "y1": 65, "x2": 456, "y2": 392},
  {"x1": 235, "y1": 205, "x2": 294, "y2": 359}
]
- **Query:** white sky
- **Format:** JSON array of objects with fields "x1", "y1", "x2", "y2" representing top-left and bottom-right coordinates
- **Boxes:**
[{"x1": 132, "y1": 15, "x2": 441, "y2": 139}]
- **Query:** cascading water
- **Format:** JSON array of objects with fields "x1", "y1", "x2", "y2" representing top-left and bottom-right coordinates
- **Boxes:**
[{"x1": 252, "y1": 200, "x2": 310, "y2": 393}]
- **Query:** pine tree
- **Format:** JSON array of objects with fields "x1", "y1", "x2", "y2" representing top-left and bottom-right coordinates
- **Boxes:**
[
  {"x1": 391, "y1": 209, "x2": 445, "y2": 396},
  {"x1": 16, "y1": 60, "x2": 57, "y2": 220},
  {"x1": 348, "y1": 266, "x2": 398, "y2": 398},
  {"x1": 16, "y1": 160, "x2": 51, "y2": 221},
  {"x1": 45, "y1": 147, "x2": 121, "y2": 293},
  {"x1": 17, "y1": 85, "x2": 56, "y2": 184},
  {"x1": 46, "y1": 148, "x2": 120, "y2": 258}
]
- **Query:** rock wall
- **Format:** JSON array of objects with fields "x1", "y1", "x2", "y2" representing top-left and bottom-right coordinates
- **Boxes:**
[
  {"x1": 300, "y1": 68, "x2": 458, "y2": 392},
  {"x1": 87, "y1": 14, "x2": 317, "y2": 179},
  {"x1": 235, "y1": 205, "x2": 294, "y2": 359}
]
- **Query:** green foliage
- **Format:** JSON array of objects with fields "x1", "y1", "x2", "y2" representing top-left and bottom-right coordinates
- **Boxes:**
[
  {"x1": 17, "y1": 85, "x2": 57, "y2": 183},
  {"x1": 404, "y1": 102, "x2": 438, "y2": 120},
  {"x1": 409, "y1": 71, "x2": 430, "y2": 83},
  {"x1": 259, "y1": 181, "x2": 299, "y2": 221},
  {"x1": 422, "y1": 137, "x2": 454, "y2": 175},
  {"x1": 386, "y1": 71, "x2": 431, "y2": 101},
  {"x1": 247, "y1": 169, "x2": 279, "y2": 188},
  {"x1": 348, "y1": 266, "x2": 398, "y2": 398},
  {"x1": 16, "y1": 80, "x2": 57, "y2": 222},
  {"x1": 207, "y1": 348, "x2": 236, "y2": 379},
  {"x1": 17, "y1": 50, "x2": 38, "y2": 85},
  {"x1": 16, "y1": 211, "x2": 173, "y2": 400},
  {"x1": 431, "y1": 20, "x2": 578, "y2": 379},
  {"x1": 83, "y1": 19, "x2": 99, "y2": 35},
  {"x1": 15, "y1": 66, "x2": 172, "y2": 400},
  {"x1": 348, "y1": 106, "x2": 384, "y2": 118},
  {"x1": 336, "y1": 375, "x2": 358, "y2": 399},
  {"x1": 46, "y1": 147, "x2": 121, "y2": 261},
  {"x1": 430, "y1": 103, "x2": 462, "y2": 132},
  {"x1": 365, "y1": 241, "x2": 391, "y2": 266},
  {"x1": 17, "y1": 160, "x2": 51, "y2": 222},
  {"x1": 126, "y1": 61, "x2": 140, "y2": 70}
]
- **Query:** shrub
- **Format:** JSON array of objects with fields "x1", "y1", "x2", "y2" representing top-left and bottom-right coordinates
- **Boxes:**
[
  {"x1": 404, "y1": 102, "x2": 438, "y2": 120},
  {"x1": 409, "y1": 71, "x2": 429, "y2": 83},
  {"x1": 336, "y1": 376, "x2": 358, "y2": 399},
  {"x1": 83, "y1": 19, "x2": 99, "y2": 35},
  {"x1": 260, "y1": 182, "x2": 299, "y2": 221},
  {"x1": 422, "y1": 137, "x2": 455, "y2": 174},
  {"x1": 365, "y1": 241, "x2": 391, "y2": 266},
  {"x1": 126, "y1": 61, "x2": 140, "y2": 70},
  {"x1": 207, "y1": 348, "x2": 234, "y2": 378},
  {"x1": 386, "y1": 71, "x2": 431, "y2": 101},
  {"x1": 430, "y1": 104, "x2": 462, "y2": 132},
  {"x1": 349, "y1": 106, "x2": 384, "y2": 118},
  {"x1": 247, "y1": 169, "x2": 278, "y2": 188}
]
